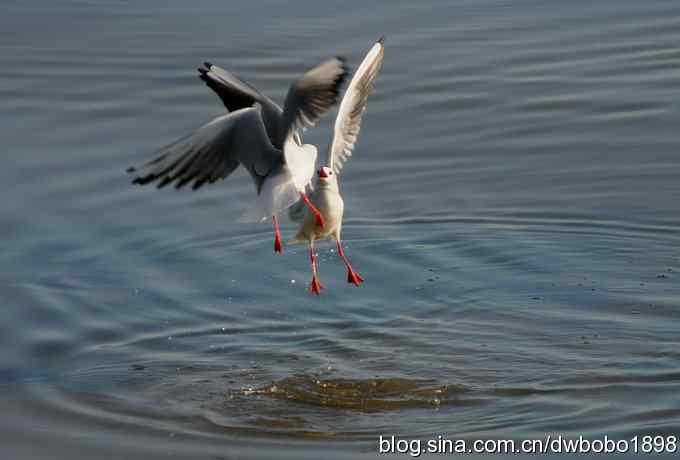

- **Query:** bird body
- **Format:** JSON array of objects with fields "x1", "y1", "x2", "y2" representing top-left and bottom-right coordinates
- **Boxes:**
[
  {"x1": 127, "y1": 39, "x2": 384, "y2": 295},
  {"x1": 290, "y1": 38, "x2": 385, "y2": 294},
  {"x1": 291, "y1": 172, "x2": 344, "y2": 243},
  {"x1": 128, "y1": 57, "x2": 347, "y2": 251}
]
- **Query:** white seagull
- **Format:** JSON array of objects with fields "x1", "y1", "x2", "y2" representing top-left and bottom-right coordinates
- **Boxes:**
[
  {"x1": 289, "y1": 38, "x2": 385, "y2": 295},
  {"x1": 127, "y1": 56, "x2": 348, "y2": 253}
]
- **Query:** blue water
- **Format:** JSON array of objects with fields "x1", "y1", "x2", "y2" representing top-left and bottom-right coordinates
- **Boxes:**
[{"x1": 2, "y1": 1, "x2": 680, "y2": 458}]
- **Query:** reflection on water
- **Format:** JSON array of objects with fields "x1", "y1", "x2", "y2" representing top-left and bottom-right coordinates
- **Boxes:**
[{"x1": 1, "y1": 0, "x2": 680, "y2": 458}]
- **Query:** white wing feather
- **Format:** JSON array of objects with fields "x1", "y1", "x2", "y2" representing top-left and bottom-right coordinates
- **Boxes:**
[{"x1": 327, "y1": 38, "x2": 385, "y2": 174}]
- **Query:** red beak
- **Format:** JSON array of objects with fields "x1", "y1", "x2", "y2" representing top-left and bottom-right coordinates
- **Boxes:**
[{"x1": 319, "y1": 169, "x2": 329, "y2": 178}]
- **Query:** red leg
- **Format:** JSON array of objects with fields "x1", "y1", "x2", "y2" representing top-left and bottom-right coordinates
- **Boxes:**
[
  {"x1": 272, "y1": 215, "x2": 283, "y2": 254},
  {"x1": 336, "y1": 240, "x2": 364, "y2": 286},
  {"x1": 309, "y1": 242, "x2": 324, "y2": 295},
  {"x1": 300, "y1": 192, "x2": 325, "y2": 229}
]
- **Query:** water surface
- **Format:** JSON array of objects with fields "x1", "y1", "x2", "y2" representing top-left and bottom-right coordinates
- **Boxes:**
[{"x1": 2, "y1": 1, "x2": 680, "y2": 458}]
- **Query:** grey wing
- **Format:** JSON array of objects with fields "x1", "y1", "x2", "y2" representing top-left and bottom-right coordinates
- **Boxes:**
[
  {"x1": 127, "y1": 107, "x2": 283, "y2": 192},
  {"x1": 198, "y1": 62, "x2": 285, "y2": 146},
  {"x1": 198, "y1": 62, "x2": 281, "y2": 114},
  {"x1": 277, "y1": 57, "x2": 348, "y2": 148},
  {"x1": 327, "y1": 38, "x2": 385, "y2": 174}
]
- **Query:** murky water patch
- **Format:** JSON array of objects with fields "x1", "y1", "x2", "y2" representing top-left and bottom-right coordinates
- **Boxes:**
[{"x1": 237, "y1": 375, "x2": 469, "y2": 412}]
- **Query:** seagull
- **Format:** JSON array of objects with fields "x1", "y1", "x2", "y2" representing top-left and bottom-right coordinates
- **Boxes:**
[
  {"x1": 288, "y1": 38, "x2": 385, "y2": 295},
  {"x1": 127, "y1": 56, "x2": 348, "y2": 254}
]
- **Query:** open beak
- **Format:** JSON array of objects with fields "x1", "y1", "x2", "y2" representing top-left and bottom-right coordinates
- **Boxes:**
[{"x1": 318, "y1": 169, "x2": 329, "y2": 179}]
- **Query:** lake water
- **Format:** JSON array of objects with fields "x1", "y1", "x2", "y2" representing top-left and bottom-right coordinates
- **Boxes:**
[{"x1": 2, "y1": 1, "x2": 679, "y2": 458}]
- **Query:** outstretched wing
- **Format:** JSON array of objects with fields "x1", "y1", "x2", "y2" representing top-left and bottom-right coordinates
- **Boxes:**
[
  {"x1": 278, "y1": 57, "x2": 347, "y2": 148},
  {"x1": 327, "y1": 38, "x2": 384, "y2": 174},
  {"x1": 198, "y1": 62, "x2": 281, "y2": 113},
  {"x1": 127, "y1": 107, "x2": 283, "y2": 192}
]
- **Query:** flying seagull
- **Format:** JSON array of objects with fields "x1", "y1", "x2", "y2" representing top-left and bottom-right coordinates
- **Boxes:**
[
  {"x1": 289, "y1": 38, "x2": 385, "y2": 294},
  {"x1": 127, "y1": 56, "x2": 348, "y2": 253}
]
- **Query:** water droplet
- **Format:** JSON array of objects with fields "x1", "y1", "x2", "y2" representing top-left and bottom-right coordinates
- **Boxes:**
[{"x1": 290, "y1": 279, "x2": 296, "y2": 284}]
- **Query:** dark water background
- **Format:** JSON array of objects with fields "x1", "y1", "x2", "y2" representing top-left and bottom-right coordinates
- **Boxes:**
[{"x1": 2, "y1": 1, "x2": 679, "y2": 458}]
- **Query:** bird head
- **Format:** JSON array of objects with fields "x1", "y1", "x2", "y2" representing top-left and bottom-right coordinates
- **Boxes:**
[{"x1": 317, "y1": 166, "x2": 335, "y2": 182}]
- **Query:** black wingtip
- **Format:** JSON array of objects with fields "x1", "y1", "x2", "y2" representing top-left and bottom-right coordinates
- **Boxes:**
[
  {"x1": 378, "y1": 36, "x2": 385, "y2": 45},
  {"x1": 335, "y1": 56, "x2": 349, "y2": 85},
  {"x1": 175, "y1": 176, "x2": 192, "y2": 189},
  {"x1": 132, "y1": 174, "x2": 156, "y2": 186},
  {"x1": 157, "y1": 176, "x2": 173, "y2": 189},
  {"x1": 198, "y1": 61, "x2": 213, "y2": 75}
]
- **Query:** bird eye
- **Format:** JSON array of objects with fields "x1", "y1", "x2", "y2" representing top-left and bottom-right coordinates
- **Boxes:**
[{"x1": 329, "y1": 171, "x2": 333, "y2": 175}]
